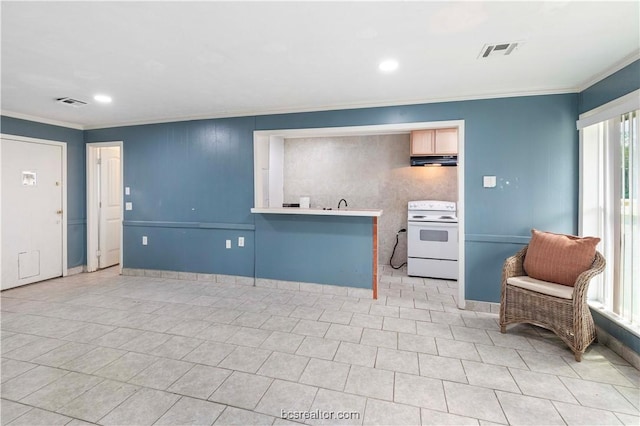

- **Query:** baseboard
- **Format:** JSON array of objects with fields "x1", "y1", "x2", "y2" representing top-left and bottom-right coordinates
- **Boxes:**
[
  {"x1": 465, "y1": 300, "x2": 501, "y2": 314},
  {"x1": 67, "y1": 265, "x2": 85, "y2": 276},
  {"x1": 121, "y1": 268, "x2": 373, "y2": 299},
  {"x1": 595, "y1": 325, "x2": 640, "y2": 370}
]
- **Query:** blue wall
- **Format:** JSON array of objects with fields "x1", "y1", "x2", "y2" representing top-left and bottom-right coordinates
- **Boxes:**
[
  {"x1": 579, "y1": 59, "x2": 640, "y2": 114},
  {"x1": 1, "y1": 116, "x2": 86, "y2": 268},
  {"x1": 82, "y1": 93, "x2": 579, "y2": 302},
  {"x1": 2, "y1": 93, "x2": 580, "y2": 300},
  {"x1": 84, "y1": 117, "x2": 257, "y2": 277}
]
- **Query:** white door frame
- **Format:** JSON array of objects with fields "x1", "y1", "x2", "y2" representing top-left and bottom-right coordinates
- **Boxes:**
[
  {"x1": 0, "y1": 133, "x2": 68, "y2": 278},
  {"x1": 86, "y1": 141, "x2": 124, "y2": 273}
]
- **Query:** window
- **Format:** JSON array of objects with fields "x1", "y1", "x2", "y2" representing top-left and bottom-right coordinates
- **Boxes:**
[
  {"x1": 619, "y1": 111, "x2": 638, "y2": 325},
  {"x1": 579, "y1": 91, "x2": 639, "y2": 332}
]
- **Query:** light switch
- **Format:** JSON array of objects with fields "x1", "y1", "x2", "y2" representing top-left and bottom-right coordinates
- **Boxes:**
[
  {"x1": 225, "y1": 239, "x2": 231, "y2": 249},
  {"x1": 238, "y1": 237, "x2": 245, "y2": 247},
  {"x1": 483, "y1": 176, "x2": 497, "y2": 188},
  {"x1": 125, "y1": 187, "x2": 130, "y2": 195},
  {"x1": 142, "y1": 236, "x2": 148, "y2": 245},
  {"x1": 125, "y1": 202, "x2": 133, "y2": 210}
]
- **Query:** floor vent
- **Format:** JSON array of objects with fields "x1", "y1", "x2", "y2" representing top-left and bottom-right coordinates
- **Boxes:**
[
  {"x1": 56, "y1": 97, "x2": 88, "y2": 107},
  {"x1": 478, "y1": 42, "x2": 520, "y2": 59}
]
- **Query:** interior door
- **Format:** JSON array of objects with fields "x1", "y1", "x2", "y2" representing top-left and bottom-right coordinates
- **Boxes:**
[
  {"x1": 98, "y1": 146, "x2": 121, "y2": 269},
  {"x1": 1, "y1": 138, "x2": 63, "y2": 290}
]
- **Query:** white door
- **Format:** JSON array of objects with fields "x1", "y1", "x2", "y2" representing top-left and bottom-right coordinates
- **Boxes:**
[
  {"x1": 1, "y1": 138, "x2": 63, "y2": 290},
  {"x1": 98, "y1": 147, "x2": 121, "y2": 269}
]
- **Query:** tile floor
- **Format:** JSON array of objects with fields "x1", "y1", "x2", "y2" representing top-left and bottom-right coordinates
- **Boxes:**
[{"x1": 1, "y1": 266, "x2": 638, "y2": 425}]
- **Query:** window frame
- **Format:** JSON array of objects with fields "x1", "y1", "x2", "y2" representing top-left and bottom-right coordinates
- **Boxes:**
[{"x1": 578, "y1": 89, "x2": 640, "y2": 336}]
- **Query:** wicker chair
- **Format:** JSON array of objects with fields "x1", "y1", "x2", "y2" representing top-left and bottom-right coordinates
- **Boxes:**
[{"x1": 499, "y1": 245, "x2": 606, "y2": 361}]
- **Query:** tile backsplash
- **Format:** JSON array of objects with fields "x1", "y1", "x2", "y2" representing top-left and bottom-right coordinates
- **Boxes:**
[{"x1": 284, "y1": 134, "x2": 457, "y2": 266}]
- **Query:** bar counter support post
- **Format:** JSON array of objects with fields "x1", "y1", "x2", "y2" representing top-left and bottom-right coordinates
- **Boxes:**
[{"x1": 373, "y1": 217, "x2": 378, "y2": 299}]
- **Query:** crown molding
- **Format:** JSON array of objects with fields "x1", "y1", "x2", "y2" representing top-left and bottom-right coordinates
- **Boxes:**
[
  {"x1": 4, "y1": 87, "x2": 584, "y2": 132},
  {"x1": 576, "y1": 51, "x2": 640, "y2": 93},
  {"x1": 1, "y1": 110, "x2": 84, "y2": 130},
  {"x1": 83, "y1": 88, "x2": 577, "y2": 130}
]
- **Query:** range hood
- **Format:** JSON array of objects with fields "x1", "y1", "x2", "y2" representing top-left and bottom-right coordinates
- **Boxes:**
[{"x1": 410, "y1": 155, "x2": 457, "y2": 167}]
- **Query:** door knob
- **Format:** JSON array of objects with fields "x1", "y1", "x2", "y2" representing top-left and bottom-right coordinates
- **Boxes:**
[{"x1": 56, "y1": 210, "x2": 63, "y2": 215}]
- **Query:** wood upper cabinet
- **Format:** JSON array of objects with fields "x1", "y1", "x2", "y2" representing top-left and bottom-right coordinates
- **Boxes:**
[
  {"x1": 434, "y1": 128, "x2": 458, "y2": 154},
  {"x1": 410, "y1": 128, "x2": 458, "y2": 155},
  {"x1": 410, "y1": 130, "x2": 435, "y2": 155}
]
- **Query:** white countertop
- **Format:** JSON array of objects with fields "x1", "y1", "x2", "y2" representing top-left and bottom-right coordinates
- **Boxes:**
[{"x1": 251, "y1": 207, "x2": 383, "y2": 217}]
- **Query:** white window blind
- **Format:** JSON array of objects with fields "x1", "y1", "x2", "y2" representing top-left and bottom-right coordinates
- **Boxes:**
[
  {"x1": 618, "y1": 111, "x2": 638, "y2": 325},
  {"x1": 580, "y1": 102, "x2": 639, "y2": 333}
]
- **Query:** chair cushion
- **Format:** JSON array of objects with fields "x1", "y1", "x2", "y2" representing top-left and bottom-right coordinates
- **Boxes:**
[
  {"x1": 507, "y1": 276, "x2": 574, "y2": 299},
  {"x1": 523, "y1": 229, "x2": 600, "y2": 286}
]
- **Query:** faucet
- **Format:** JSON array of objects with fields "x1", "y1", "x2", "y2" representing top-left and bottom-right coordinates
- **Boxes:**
[{"x1": 338, "y1": 198, "x2": 348, "y2": 209}]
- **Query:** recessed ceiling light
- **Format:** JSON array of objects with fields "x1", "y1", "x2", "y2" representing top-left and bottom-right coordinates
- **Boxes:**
[
  {"x1": 93, "y1": 94, "x2": 112, "y2": 103},
  {"x1": 378, "y1": 59, "x2": 399, "y2": 73}
]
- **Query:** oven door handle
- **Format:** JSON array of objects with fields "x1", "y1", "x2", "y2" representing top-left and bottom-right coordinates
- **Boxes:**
[{"x1": 407, "y1": 221, "x2": 457, "y2": 228}]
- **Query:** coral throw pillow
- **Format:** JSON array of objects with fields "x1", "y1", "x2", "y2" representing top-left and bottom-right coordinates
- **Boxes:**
[{"x1": 523, "y1": 229, "x2": 600, "y2": 287}]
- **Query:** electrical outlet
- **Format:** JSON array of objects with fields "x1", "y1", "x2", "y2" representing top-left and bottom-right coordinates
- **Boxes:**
[
  {"x1": 125, "y1": 186, "x2": 130, "y2": 195},
  {"x1": 238, "y1": 237, "x2": 245, "y2": 247},
  {"x1": 225, "y1": 239, "x2": 231, "y2": 249},
  {"x1": 142, "y1": 236, "x2": 148, "y2": 245},
  {"x1": 125, "y1": 202, "x2": 133, "y2": 210}
]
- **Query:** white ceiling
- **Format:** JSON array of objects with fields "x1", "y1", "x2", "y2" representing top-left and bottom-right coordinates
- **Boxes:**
[{"x1": 1, "y1": 1, "x2": 639, "y2": 129}]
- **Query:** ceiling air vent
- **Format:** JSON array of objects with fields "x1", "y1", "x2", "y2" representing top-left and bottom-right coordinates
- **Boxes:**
[
  {"x1": 56, "y1": 97, "x2": 88, "y2": 107},
  {"x1": 478, "y1": 42, "x2": 520, "y2": 59}
]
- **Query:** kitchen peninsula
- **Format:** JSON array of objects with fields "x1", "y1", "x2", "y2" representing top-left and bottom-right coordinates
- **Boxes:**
[
  {"x1": 251, "y1": 207, "x2": 382, "y2": 217},
  {"x1": 251, "y1": 207, "x2": 382, "y2": 298}
]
